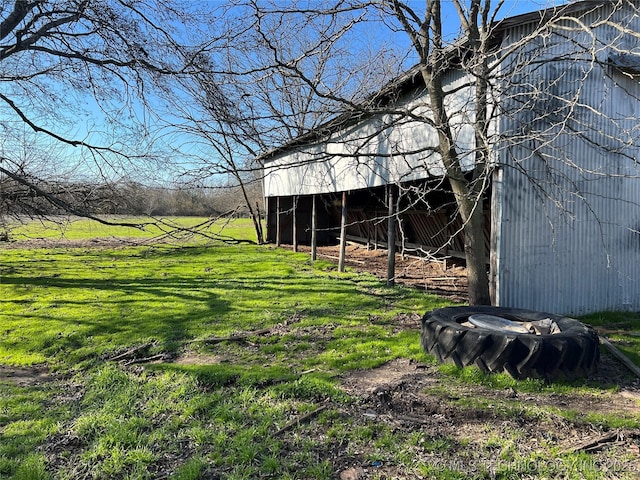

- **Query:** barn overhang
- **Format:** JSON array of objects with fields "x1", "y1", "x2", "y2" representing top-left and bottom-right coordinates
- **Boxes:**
[
  {"x1": 262, "y1": 67, "x2": 479, "y2": 200},
  {"x1": 259, "y1": 0, "x2": 640, "y2": 315}
]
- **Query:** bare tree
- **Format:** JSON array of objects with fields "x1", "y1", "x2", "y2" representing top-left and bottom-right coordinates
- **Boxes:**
[
  {"x1": 382, "y1": 0, "x2": 497, "y2": 304},
  {"x1": 0, "y1": 0, "x2": 204, "y2": 229},
  {"x1": 157, "y1": 0, "x2": 404, "y2": 244},
  {"x1": 222, "y1": 0, "x2": 495, "y2": 301},
  {"x1": 159, "y1": 67, "x2": 268, "y2": 243}
]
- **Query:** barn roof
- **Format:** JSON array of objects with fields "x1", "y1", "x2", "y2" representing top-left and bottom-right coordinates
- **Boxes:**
[{"x1": 258, "y1": 0, "x2": 610, "y2": 165}]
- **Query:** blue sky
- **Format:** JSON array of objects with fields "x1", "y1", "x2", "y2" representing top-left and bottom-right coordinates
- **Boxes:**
[{"x1": 2, "y1": 0, "x2": 569, "y2": 186}]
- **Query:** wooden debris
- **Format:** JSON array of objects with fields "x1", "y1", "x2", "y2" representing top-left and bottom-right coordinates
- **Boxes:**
[
  {"x1": 107, "y1": 343, "x2": 171, "y2": 367},
  {"x1": 198, "y1": 328, "x2": 273, "y2": 344},
  {"x1": 599, "y1": 336, "x2": 640, "y2": 379},
  {"x1": 123, "y1": 354, "x2": 167, "y2": 366},
  {"x1": 108, "y1": 342, "x2": 153, "y2": 362},
  {"x1": 274, "y1": 405, "x2": 327, "y2": 436},
  {"x1": 561, "y1": 431, "x2": 620, "y2": 454}
]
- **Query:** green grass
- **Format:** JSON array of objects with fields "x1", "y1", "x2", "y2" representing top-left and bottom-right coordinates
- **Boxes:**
[
  {"x1": 580, "y1": 311, "x2": 640, "y2": 366},
  {"x1": 0, "y1": 217, "x2": 447, "y2": 479},
  {"x1": 1, "y1": 217, "x2": 639, "y2": 479},
  {"x1": 4, "y1": 216, "x2": 259, "y2": 243},
  {"x1": 0, "y1": 240, "x2": 436, "y2": 370}
]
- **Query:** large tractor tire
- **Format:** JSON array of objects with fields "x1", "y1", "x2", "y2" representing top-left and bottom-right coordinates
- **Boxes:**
[{"x1": 421, "y1": 306, "x2": 600, "y2": 380}]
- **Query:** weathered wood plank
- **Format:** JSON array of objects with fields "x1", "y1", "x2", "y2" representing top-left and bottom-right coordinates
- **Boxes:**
[{"x1": 600, "y1": 336, "x2": 640, "y2": 379}]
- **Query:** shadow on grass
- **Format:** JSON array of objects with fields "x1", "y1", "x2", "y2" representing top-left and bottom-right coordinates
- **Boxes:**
[
  {"x1": 0, "y1": 245, "x2": 388, "y2": 369},
  {"x1": 155, "y1": 362, "x2": 348, "y2": 403}
]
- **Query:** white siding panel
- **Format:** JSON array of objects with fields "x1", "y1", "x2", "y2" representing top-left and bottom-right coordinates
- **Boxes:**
[{"x1": 263, "y1": 70, "x2": 476, "y2": 197}]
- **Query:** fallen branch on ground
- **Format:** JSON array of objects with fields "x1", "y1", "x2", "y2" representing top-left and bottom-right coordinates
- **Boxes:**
[
  {"x1": 123, "y1": 354, "x2": 168, "y2": 366},
  {"x1": 274, "y1": 405, "x2": 327, "y2": 436},
  {"x1": 108, "y1": 342, "x2": 153, "y2": 362},
  {"x1": 561, "y1": 431, "x2": 620, "y2": 454},
  {"x1": 196, "y1": 328, "x2": 274, "y2": 344}
]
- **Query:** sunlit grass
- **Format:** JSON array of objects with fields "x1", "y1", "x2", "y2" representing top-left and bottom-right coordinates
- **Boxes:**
[
  {"x1": 1, "y1": 217, "x2": 639, "y2": 479},
  {"x1": 0, "y1": 382, "x2": 67, "y2": 479},
  {"x1": 0, "y1": 219, "x2": 443, "y2": 371},
  {"x1": 580, "y1": 311, "x2": 640, "y2": 366},
  {"x1": 0, "y1": 217, "x2": 448, "y2": 478},
  {"x1": 5, "y1": 216, "x2": 259, "y2": 243}
]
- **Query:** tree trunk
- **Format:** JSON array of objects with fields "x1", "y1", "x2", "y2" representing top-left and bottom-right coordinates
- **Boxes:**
[
  {"x1": 232, "y1": 169, "x2": 264, "y2": 244},
  {"x1": 418, "y1": 44, "x2": 491, "y2": 304},
  {"x1": 460, "y1": 194, "x2": 491, "y2": 305},
  {"x1": 466, "y1": 0, "x2": 491, "y2": 305},
  {"x1": 446, "y1": 174, "x2": 491, "y2": 305}
]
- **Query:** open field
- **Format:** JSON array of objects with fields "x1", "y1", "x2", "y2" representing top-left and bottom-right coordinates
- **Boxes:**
[{"x1": 1, "y1": 217, "x2": 640, "y2": 479}]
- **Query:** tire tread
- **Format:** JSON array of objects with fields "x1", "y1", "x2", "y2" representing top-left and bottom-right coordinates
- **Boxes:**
[{"x1": 421, "y1": 306, "x2": 600, "y2": 380}]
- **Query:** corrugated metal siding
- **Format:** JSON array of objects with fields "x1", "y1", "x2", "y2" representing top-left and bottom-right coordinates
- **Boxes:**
[{"x1": 495, "y1": 2, "x2": 640, "y2": 314}]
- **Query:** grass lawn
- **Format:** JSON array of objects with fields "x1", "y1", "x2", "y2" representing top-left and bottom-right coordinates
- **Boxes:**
[{"x1": 1, "y1": 217, "x2": 639, "y2": 479}]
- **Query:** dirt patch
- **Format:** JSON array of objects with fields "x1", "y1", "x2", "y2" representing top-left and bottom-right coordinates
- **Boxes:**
[
  {"x1": 297, "y1": 243, "x2": 468, "y2": 302},
  {"x1": 340, "y1": 356, "x2": 640, "y2": 418},
  {"x1": 0, "y1": 365, "x2": 56, "y2": 386},
  {"x1": 174, "y1": 353, "x2": 227, "y2": 365},
  {"x1": 335, "y1": 356, "x2": 640, "y2": 478}
]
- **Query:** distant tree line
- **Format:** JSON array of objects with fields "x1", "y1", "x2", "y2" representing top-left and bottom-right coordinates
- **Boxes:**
[
  {"x1": 0, "y1": 175, "x2": 263, "y2": 218},
  {"x1": 110, "y1": 181, "x2": 264, "y2": 217}
]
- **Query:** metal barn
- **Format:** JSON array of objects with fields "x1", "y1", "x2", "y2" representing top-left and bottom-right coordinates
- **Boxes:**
[{"x1": 261, "y1": 1, "x2": 640, "y2": 315}]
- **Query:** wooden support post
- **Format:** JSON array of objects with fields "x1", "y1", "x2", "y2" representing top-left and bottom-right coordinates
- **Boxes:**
[
  {"x1": 292, "y1": 196, "x2": 298, "y2": 252},
  {"x1": 275, "y1": 197, "x2": 281, "y2": 247},
  {"x1": 263, "y1": 196, "x2": 270, "y2": 243},
  {"x1": 387, "y1": 185, "x2": 396, "y2": 287},
  {"x1": 374, "y1": 224, "x2": 378, "y2": 250},
  {"x1": 311, "y1": 195, "x2": 317, "y2": 261},
  {"x1": 338, "y1": 191, "x2": 348, "y2": 272}
]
